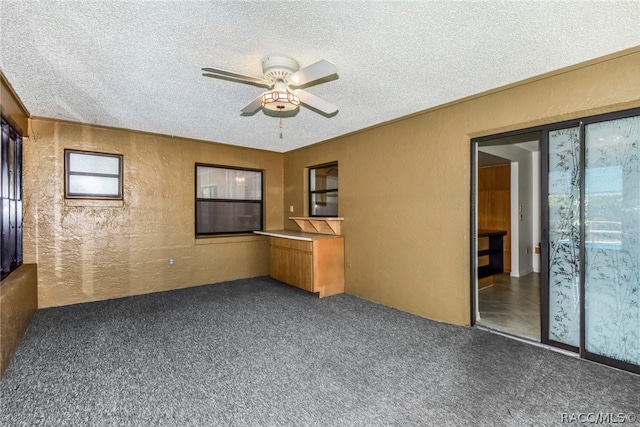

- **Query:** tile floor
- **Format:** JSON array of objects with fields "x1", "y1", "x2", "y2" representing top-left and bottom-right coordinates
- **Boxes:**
[{"x1": 477, "y1": 272, "x2": 541, "y2": 341}]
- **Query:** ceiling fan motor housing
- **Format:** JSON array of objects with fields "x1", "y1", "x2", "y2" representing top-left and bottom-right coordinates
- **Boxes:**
[{"x1": 262, "y1": 56, "x2": 299, "y2": 83}]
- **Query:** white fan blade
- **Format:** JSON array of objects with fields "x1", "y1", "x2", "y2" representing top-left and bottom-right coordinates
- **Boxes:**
[
  {"x1": 241, "y1": 94, "x2": 265, "y2": 114},
  {"x1": 288, "y1": 60, "x2": 338, "y2": 87},
  {"x1": 295, "y1": 90, "x2": 338, "y2": 115},
  {"x1": 202, "y1": 67, "x2": 269, "y2": 87}
]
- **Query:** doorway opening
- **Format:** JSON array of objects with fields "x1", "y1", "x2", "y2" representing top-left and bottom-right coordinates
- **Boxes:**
[{"x1": 473, "y1": 131, "x2": 542, "y2": 341}]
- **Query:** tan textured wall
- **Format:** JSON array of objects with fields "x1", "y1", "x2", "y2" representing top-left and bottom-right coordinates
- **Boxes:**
[
  {"x1": 284, "y1": 49, "x2": 640, "y2": 326},
  {"x1": 1, "y1": 74, "x2": 34, "y2": 379},
  {"x1": 1, "y1": 264, "x2": 38, "y2": 378},
  {"x1": 24, "y1": 119, "x2": 283, "y2": 308}
]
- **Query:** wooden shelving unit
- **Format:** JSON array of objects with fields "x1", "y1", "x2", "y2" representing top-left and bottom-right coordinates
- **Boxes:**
[
  {"x1": 289, "y1": 217, "x2": 344, "y2": 235},
  {"x1": 477, "y1": 229, "x2": 507, "y2": 279}
]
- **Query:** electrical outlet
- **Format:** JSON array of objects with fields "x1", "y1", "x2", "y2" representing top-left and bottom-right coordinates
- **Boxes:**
[
  {"x1": 169, "y1": 258, "x2": 175, "y2": 265},
  {"x1": 289, "y1": 205, "x2": 294, "y2": 212}
]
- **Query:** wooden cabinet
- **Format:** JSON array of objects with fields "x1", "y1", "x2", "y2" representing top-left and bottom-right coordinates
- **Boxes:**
[
  {"x1": 257, "y1": 232, "x2": 344, "y2": 297},
  {"x1": 256, "y1": 218, "x2": 345, "y2": 298},
  {"x1": 269, "y1": 235, "x2": 344, "y2": 297}
]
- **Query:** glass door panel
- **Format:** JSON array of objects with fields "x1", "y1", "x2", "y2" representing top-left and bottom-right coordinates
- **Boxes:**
[
  {"x1": 584, "y1": 115, "x2": 640, "y2": 365},
  {"x1": 547, "y1": 126, "x2": 581, "y2": 347}
]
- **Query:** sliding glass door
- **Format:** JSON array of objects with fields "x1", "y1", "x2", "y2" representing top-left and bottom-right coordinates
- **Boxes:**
[
  {"x1": 584, "y1": 115, "x2": 640, "y2": 366},
  {"x1": 543, "y1": 110, "x2": 640, "y2": 372},
  {"x1": 546, "y1": 126, "x2": 581, "y2": 349}
]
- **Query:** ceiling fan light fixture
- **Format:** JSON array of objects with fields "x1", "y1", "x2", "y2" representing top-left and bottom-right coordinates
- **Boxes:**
[{"x1": 261, "y1": 90, "x2": 300, "y2": 111}]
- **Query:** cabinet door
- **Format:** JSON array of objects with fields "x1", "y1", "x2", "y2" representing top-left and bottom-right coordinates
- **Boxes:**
[{"x1": 270, "y1": 238, "x2": 313, "y2": 292}]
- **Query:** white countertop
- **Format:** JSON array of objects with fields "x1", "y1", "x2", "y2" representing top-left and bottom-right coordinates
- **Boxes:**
[{"x1": 254, "y1": 230, "x2": 342, "y2": 241}]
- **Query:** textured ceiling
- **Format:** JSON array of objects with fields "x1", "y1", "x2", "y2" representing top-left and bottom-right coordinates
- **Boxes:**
[{"x1": 1, "y1": 1, "x2": 639, "y2": 153}]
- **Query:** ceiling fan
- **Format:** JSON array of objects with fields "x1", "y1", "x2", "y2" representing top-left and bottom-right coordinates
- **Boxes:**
[{"x1": 202, "y1": 55, "x2": 338, "y2": 115}]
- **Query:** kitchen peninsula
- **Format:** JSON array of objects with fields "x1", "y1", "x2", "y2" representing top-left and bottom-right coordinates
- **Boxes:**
[{"x1": 255, "y1": 218, "x2": 344, "y2": 297}]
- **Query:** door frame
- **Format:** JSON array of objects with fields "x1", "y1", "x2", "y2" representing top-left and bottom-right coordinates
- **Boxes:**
[
  {"x1": 470, "y1": 125, "x2": 541, "y2": 327},
  {"x1": 471, "y1": 107, "x2": 640, "y2": 375}
]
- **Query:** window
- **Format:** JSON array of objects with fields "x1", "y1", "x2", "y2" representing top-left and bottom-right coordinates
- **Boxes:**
[
  {"x1": 309, "y1": 162, "x2": 338, "y2": 217},
  {"x1": 195, "y1": 164, "x2": 263, "y2": 236},
  {"x1": 65, "y1": 150, "x2": 123, "y2": 199},
  {"x1": 1, "y1": 117, "x2": 23, "y2": 280}
]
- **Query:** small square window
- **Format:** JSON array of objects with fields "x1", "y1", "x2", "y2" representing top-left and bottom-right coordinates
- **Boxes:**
[{"x1": 65, "y1": 150, "x2": 123, "y2": 199}]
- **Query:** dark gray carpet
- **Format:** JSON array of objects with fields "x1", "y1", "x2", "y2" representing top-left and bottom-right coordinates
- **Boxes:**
[{"x1": 1, "y1": 277, "x2": 638, "y2": 426}]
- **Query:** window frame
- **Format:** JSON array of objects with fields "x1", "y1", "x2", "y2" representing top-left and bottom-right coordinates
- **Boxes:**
[
  {"x1": 1, "y1": 116, "x2": 23, "y2": 280},
  {"x1": 64, "y1": 149, "x2": 123, "y2": 199},
  {"x1": 308, "y1": 161, "x2": 338, "y2": 217},
  {"x1": 194, "y1": 163, "x2": 264, "y2": 237}
]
